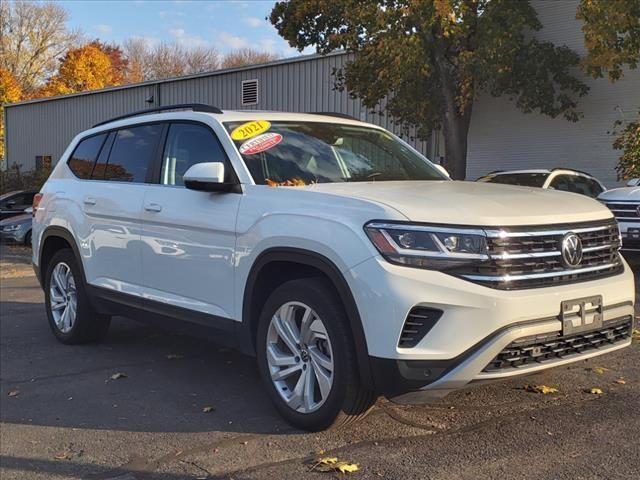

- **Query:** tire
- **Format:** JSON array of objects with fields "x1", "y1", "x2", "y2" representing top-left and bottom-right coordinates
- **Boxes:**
[
  {"x1": 24, "y1": 230, "x2": 31, "y2": 247},
  {"x1": 44, "y1": 249, "x2": 110, "y2": 344},
  {"x1": 256, "y1": 277, "x2": 377, "y2": 431}
]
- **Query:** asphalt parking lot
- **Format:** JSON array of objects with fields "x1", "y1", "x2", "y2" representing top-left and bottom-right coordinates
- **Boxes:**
[{"x1": 1, "y1": 245, "x2": 639, "y2": 480}]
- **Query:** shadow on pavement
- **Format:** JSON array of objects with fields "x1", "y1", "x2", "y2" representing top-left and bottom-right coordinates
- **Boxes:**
[{"x1": 1, "y1": 297, "x2": 297, "y2": 436}]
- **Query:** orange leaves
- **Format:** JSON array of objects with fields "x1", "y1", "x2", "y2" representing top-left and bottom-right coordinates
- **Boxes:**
[{"x1": 266, "y1": 178, "x2": 309, "y2": 187}]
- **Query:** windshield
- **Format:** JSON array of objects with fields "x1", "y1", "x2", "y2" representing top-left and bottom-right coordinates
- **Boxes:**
[
  {"x1": 224, "y1": 121, "x2": 446, "y2": 185},
  {"x1": 477, "y1": 172, "x2": 549, "y2": 188}
]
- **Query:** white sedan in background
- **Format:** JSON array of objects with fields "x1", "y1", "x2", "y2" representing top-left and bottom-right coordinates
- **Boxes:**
[{"x1": 477, "y1": 168, "x2": 606, "y2": 198}]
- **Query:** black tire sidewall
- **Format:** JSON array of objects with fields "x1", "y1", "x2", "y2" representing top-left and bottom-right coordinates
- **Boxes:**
[{"x1": 256, "y1": 278, "x2": 353, "y2": 431}]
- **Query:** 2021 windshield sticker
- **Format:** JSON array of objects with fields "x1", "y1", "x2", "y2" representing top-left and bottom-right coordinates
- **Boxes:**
[
  {"x1": 239, "y1": 132, "x2": 283, "y2": 155},
  {"x1": 230, "y1": 120, "x2": 271, "y2": 141}
]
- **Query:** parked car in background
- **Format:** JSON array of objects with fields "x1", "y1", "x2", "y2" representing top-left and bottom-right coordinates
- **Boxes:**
[
  {"x1": 0, "y1": 212, "x2": 33, "y2": 245},
  {"x1": 476, "y1": 168, "x2": 606, "y2": 198},
  {"x1": 32, "y1": 105, "x2": 635, "y2": 431},
  {"x1": 598, "y1": 182, "x2": 640, "y2": 257},
  {"x1": 0, "y1": 190, "x2": 37, "y2": 220}
]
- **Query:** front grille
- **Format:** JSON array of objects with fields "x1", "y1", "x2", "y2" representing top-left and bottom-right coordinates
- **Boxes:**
[
  {"x1": 602, "y1": 201, "x2": 640, "y2": 222},
  {"x1": 483, "y1": 317, "x2": 633, "y2": 372},
  {"x1": 452, "y1": 220, "x2": 623, "y2": 289},
  {"x1": 398, "y1": 307, "x2": 442, "y2": 348}
]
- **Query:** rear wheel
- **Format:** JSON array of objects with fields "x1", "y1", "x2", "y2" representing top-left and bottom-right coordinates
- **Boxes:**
[
  {"x1": 44, "y1": 249, "x2": 110, "y2": 344},
  {"x1": 256, "y1": 278, "x2": 376, "y2": 431}
]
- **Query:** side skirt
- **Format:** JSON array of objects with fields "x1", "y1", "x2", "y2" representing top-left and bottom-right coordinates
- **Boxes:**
[{"x1": 86, "y1": 285, "x2": 242, "y2": 349}]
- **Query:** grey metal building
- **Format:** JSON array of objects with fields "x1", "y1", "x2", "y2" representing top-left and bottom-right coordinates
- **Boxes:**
[{"x1": 3, "y1": 51, "x2": 435, "y2": 172}]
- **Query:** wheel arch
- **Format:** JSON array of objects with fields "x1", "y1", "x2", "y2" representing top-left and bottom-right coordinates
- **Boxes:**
[
  {"x1": 38, "y1": 226, "x2": 86, "y2": 287},
  {"x1": 240, "y1": 247, "x2": 373, "y2": 389}
]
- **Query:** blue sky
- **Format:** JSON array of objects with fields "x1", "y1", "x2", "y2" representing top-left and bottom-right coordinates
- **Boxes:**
[{"x1": 58, "y1": 0, "x2": 314, "y2": 57}]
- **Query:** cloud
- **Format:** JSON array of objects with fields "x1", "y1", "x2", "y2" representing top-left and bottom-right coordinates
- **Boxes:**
[
  {"x1": 169, "y1": 28, "x2": 208, "y2": 48},
  {"x1": 94, "y1": 24, "x2": 113, "y2": 34},
  {"x1": 130, "y1": 35, "x2": 161, "y2": 49},
  {"x1": 215, "y1": 32, "x2": 251, "y2": 51},
  {"x1": 243, "y1": 16, "x2": 263, "y2": 28},
  {"x1": 159, "y1": 10, "x2": 186, "y2": 19}
]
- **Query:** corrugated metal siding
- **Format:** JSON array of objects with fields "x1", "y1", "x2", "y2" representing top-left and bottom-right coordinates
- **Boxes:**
[
  {"x1": 4, "y1": 53, "x2": 430, "y2": 170},
  {"x1": 467, "y1": 0, "x2": 640, "y2": 187},
  {"x1": 5, "y1": 84, "x2": 155, "y2": 170}
]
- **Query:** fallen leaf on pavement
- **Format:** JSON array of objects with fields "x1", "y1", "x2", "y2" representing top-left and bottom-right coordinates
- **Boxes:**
[
  {"x1": 311, "y1": 456, "x2": 359, "y2": 474},
  {"x1": 587, "y1": 387, "x2": 603, "y2": 395},
  {"x1": 588, "y1": 366, "x2": 608, "y2": 374},
  {"x1": 8, "y1": 390, "x2": 20, "y2": 397},
  {"x1": 614, "y1": 378, "x2": 626, "y2": 385},
  {"x1": 632, "y1": 328, "x2": 640, "y2": 341},
  {"x1": 110, "y1": 373, "x2": 127, "y2": 380},
  {"x1": 524, "y1": 384, "x2": 558, "y2": 394},
  {"x1": 54, "y1": 452, "x2": 72, "y2": 460},
  {"x1": 166, "y1": 353, "x2": 183, "y2": 360},
  {"x1": 202, "y1": 406, "x2": 215, "y2": 413}
]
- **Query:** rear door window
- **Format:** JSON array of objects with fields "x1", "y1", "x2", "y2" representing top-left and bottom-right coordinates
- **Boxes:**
[
  {"x1": 67, "y1": 134, "x2": 107, "y2": 179},
  {"x1": 104, "y1": 124, "x2": 163, "y2": 183}
]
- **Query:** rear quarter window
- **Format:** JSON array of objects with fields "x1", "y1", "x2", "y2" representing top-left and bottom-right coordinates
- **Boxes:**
[{"x1": 67, "y1": 134, "x2": 107, "y2": 179}]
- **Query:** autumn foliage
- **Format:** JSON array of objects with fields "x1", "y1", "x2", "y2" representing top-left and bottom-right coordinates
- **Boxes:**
[
  {"x1": 0, "y1": 68, "x2": 23, "y2": 159},
  {"x1": 38, "y1": 44, "x2": 123, "y2": 97}
]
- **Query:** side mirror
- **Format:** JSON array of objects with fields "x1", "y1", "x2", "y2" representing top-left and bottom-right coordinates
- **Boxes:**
[
  {"x1": 184, "y1": 162, "x2": 235, "y2": 192},
  {"x1": 626, "y1": 178, "x2": 640, "y2": 187},
  {"x1": 434, "y1": 164, "x2": 450, "y2": 178}
]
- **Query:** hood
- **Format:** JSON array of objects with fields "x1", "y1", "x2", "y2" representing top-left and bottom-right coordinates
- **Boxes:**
[
  {"x1": 305, "y1": 181, "x2": 613, "y2": 226},
  {"x1": 598, "y1": 186, "x2": 640, "y2": 201},
  {"x1": 0, "y1": 213, "x2": 32, "y2": 226}
]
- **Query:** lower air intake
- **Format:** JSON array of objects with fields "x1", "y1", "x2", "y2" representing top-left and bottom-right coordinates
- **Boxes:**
[{"x1": 398, "y1": 307, "x2": 443, "y2": 348}]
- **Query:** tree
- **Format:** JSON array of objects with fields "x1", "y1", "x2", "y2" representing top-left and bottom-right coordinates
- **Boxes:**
[
  {"x1": 0, "y1": 67, "x2": 23, "y2": 163},
  {"x1": 89, "y1": 40, "x2": 128, "y2": 84},
  {"x1": 221, "y1": 48, "x2": 279, "y2": 68},
  {"x1": 0, "y1": 1, "x2": 78, "y2": 93},
  {"x1": 271, "y1": 0, "x2": 589, "y2": 179},
  {"x1": 38, "y1": 44, "x2": 120, "y2": 97},
  {"x1": 577, "y1": 0, "x2": 640, "y2": 82},
  {"x1": 122, "y1": 39, "x2": 220, "y2": 82},
  {"x1": 612, "y1": 109, "x2": 640, "y2": 180}
]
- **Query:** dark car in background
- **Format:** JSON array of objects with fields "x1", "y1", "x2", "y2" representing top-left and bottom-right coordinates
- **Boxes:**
[
  {"x1": 0, "y1": 190, "x2": 37, "y2": 220},
  {"x1": 476, "y1": 168, "x2": 606, "y2": 198},
  {"x1": 0, "y1": 212, "x2": 32, "y2": 245}
]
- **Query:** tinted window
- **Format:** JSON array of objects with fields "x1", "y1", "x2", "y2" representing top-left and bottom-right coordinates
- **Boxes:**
[
  {"x1": 0, "y1": 192, "x2": 34, "y2": 210},
  {"x1": 573, "y1": 177, "x2": 604, "y2": 198},
  {"x1": 161, "y1": 123, "x2": 229, "y2": 186},
  {"x1": 91, "y1": 132, "x2": 115, "y2": 179},
  {"x1": 104, "y1": 125, "x2": 162, "y2": 182},
  {"x1": 477, "y1": 172, "x2": 549, "y2": 188},
  {"x1": 67, "y1": 134, "x2": 107, "y2": 179},
  {"x1": 224, "y1": 121, "x2": 445, "y2": 184}
]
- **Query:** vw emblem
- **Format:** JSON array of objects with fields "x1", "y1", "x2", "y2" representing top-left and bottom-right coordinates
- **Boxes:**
[{"x1": 561, "y1": 233, "x2": 583, "y2": 268}]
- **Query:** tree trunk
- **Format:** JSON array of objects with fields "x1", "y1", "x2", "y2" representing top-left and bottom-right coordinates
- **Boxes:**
[{"x1": 441, "y1": 106, "x2": 472, "y2": 180}]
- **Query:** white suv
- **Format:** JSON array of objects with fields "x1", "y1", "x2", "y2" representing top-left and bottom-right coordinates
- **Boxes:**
[
  {"x1": 599, "y1": 183, "x2": 640, "y2": 255},
  {"x1": 32, "y1": 105, "x2": 635, "y2": 431}
]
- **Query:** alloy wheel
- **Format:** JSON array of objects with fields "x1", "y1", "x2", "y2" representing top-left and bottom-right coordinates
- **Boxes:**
[
  {"x1": 266, "y1": 301, "x2": 334, "y2": 413},
  {"x1": 49, "y1": 262, "x2": 77, "y2": 334}
]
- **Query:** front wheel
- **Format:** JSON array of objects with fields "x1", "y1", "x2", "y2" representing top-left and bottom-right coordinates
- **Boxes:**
[{"x1": 256, "y1": 278, "x2": 376, "y2": 431}]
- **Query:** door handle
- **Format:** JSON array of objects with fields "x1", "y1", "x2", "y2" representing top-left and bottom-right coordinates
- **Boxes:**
[
  {"x1": 83, "y1": 196, "x2": 96, "y2": 205},
  {"x1": 145, "y1": 203, "x2": 162, "y2": 213}
]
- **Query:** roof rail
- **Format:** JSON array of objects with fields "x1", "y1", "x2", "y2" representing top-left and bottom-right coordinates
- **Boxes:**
[
  {"x1": 92, "y1": 103, "x2": 223, "y2": 128},
  {"x1": 550, "y1": 167, "x2": 594, "y2": 177},
  {"x1": 307, "y1": 111, "x2": 358, "y2": 121}
]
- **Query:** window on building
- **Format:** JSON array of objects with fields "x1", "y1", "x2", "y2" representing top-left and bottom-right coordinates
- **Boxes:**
[
  {"x1": 36, "y1": 155, "x2": 53, "y2": 171},
  {"x1": 160, "y1": 123, "x2": 229, "y2": 186},
  {"x1": 104, "y1": 124, "x2": 163, "y2": 182},
  {"x1": 67, "y1": 134, "x2": 107, "y2": 179}
]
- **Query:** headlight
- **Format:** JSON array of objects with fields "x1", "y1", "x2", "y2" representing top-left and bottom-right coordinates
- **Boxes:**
[
  {"x1": 2, "y1": 224, "x2": 20, "y2": 232},
  {"x1": 364, "y1": 222, "x2": 489, "y2": 270}
]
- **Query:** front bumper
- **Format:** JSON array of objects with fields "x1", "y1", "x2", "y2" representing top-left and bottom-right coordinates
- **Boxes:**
[
  {"x1": 0, "y1": 229, "x2": 28, "y2": 244},
  {"x1": 347, "y1": 255, "x2": 635, "y2": 401}
]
